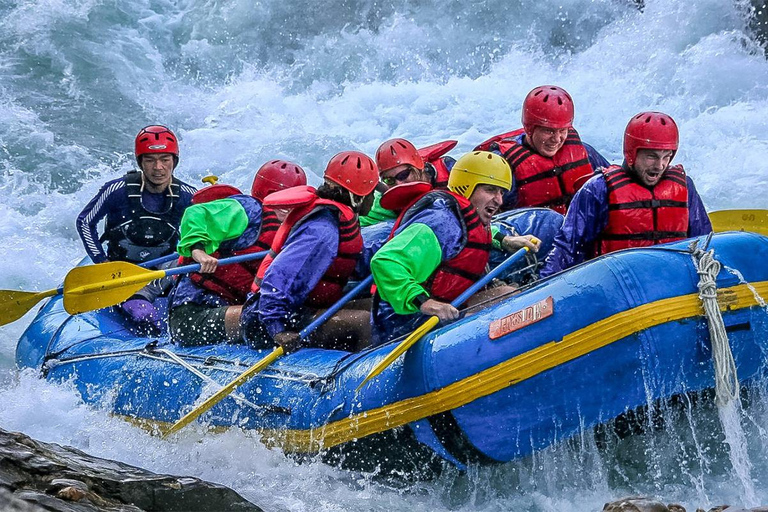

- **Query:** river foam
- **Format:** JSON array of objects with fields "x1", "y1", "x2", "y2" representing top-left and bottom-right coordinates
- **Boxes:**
[{"x1": 2, "y1": 0, "x2": 768, "y2": 509}]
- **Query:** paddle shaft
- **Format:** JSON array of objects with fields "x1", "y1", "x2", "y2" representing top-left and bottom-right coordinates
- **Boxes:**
[
  {"x1": 299, "y1": 275, "x2": 374, "y2": 337},
  {"x1": 163, "y1": 275, "x2": 375, "y2": 437},
  {"x1": 357, "y1": 245, "x2": 534, "y2": 390},
  {"x1": 66, "y1": 252, "x2": 268, "y2": 296},
  {"x1": 452, "y1": 247, "x2": 531, "y2": 306},
  {"x1": 140, "y1": 252, "x2": 179, "y2": 268}
]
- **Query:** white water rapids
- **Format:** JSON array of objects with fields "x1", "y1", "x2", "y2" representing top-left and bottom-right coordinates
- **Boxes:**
[{"x1": 2, "y1": 0, "x2": 768, "y2": 509}]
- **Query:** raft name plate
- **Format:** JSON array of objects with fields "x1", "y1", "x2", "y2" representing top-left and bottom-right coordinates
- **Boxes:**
[{"x1": 489, "y1": 296, "x2": 553, "y2": 340}]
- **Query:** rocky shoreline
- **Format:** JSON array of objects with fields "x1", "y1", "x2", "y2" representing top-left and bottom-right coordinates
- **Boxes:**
[
  {"x1": 3, "y1": 426, "x2": 768, "y2": 512},
  {"x1": 603, "y1": 497, "x2": 768, "y2": 512},
  {"x1": 0, "y1": 428, "x2": 261, "y2": 512}
]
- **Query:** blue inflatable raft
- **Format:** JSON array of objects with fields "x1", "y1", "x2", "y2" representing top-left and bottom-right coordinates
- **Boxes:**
[{"x1": 15, "y1": 230, "x2": 768, "y2": 470}]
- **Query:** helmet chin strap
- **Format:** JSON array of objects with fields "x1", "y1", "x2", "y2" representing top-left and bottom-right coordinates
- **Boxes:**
[{"x1": 348, "y1": 189, "x2": 363, "y2": 209}]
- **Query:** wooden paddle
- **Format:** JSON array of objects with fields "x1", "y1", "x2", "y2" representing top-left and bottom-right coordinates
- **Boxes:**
[
  {"x1": 357, "y1": 244, "x2": 536, "y2": 391},
  {"x1": 162, "y1": 274, "x2": 375, "y2": 437},
  {"x1": 0, "y1": 252, "x2": 181, "y2": 327},
  {"x1": 62, "y1": 252, "x2": 268, "y2": 315},
  {"x1": 709, "y1": 209, "x2": 768, "y2": 236}
]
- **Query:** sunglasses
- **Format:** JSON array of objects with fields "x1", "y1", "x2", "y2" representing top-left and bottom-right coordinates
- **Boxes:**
[{"x1": 381, "y1": 167, "x2": 415, "y2": 187}]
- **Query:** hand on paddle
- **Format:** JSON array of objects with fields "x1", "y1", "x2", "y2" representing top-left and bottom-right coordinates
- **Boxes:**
[
  {"x1": 191, "y1": 249, "x2": 218, "y2": 273},
  {"x1": 500, "y1": 234, "x2": 540, "y2": 253},
  {"x1": 273, "y1": 331, "x2": 303, "y2": 353},
  {"x1": 419, "y1": 299, "x2": 459, "y2": 322}
]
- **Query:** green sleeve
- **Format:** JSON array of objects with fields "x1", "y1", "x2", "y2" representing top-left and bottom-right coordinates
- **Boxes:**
[
  {"x1": 370, "y1": 223, "x2": 443, "y2": 315},
  {"x1": 491, "y1": 225, "x2": 503, "y2": 250},
  {"x1": 176, "y1": 198, "x2": 249, "y2": 256},
  {"x1": 360, "y1": 191, "x2": 397, "y2": 227}
]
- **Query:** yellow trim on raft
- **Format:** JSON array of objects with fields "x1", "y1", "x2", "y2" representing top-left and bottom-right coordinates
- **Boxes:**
[
  {"x1": 121, "y1": 282, "x2": 767, "y2": 451},
  {"x1": 258, "y1": 280, "x2": 768, "y2": 454}
]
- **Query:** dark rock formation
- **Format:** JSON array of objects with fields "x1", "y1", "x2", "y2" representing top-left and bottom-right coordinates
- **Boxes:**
[
  {"x1": 603, "y1": 498, "x2": 768, "y2": 512},
  {"x1": 604, "y1": 496, "x2": 680, "y2": 511},
  {"x1": 0, "y1": 428, "x2": 262, "y2": 512}
]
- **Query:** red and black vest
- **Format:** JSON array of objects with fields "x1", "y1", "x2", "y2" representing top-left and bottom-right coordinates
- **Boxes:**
[
  {"x1": 383, "y1": 183, "x2": 492, "y2": 303},
  {"x1": 418, "y1": 140, "x2": 457, "y2": 189},
  {"x1": 597, "y1": 164, "x2": 689, "y2": 255},
  {"x1": 475, "y1": 128, "x2": 593, "y2": 214},
  {"x1": 253, "y1": 186, "x2": 363, "y2": 308},
  {"x1": 182, "y1": 202, "x2": 276, "y2": 305}
]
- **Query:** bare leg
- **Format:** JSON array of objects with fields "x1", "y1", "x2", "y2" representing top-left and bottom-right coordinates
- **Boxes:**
[
  {"x1": 224, "y1": 306, "x2": 243, "y2": 341},
  {"x1": 464, "y1": 284, "x2": 519, "y2": 309},
  {"x1": 310, "y1": 308, "x2": 372, "y2": 352}
]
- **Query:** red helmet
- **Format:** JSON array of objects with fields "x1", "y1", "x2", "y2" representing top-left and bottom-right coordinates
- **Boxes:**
[
  {"x1": 324, "y1": 151, "x2": 378, "y2": 196},
  {"x1": 191, "y1": 184, "x2": 243, "y2": 205},
  {"x1": 375, "y1": 138, "x2": 424, "y2": 173},
  {"x1": 623, "y1": 111, "x2": 679, "y2": 166},
  {"x1": 135, "y1": 125, "x2": 179, "y2": 166},
  {"x1": 250, "y1": 160, "x2": 307, "y2": 201},
  {"x1": 522, "y1": 85, "x2": 574, "y2": 136}
]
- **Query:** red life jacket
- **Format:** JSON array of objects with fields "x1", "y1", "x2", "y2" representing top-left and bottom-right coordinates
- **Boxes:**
[
  {"x1": 253, "y1": 207, "x2": 280, "y2": 251},
  {"x1": 384, "y1": 184, "x2": 492, "y2": 303},
  {"x1": 418, "y1": 140, "x2": 457, "y2": 189},
  {"x1": 253, "y1": 186, "x2": 362, "y2": 308},
  {"x1": 182, "y1": 203, "x2": 276, "y2": 305},
  {"x1": 475, "y1": 128, "x2": 593, "y2": 214},
  {"x1": 597, "y1": 164, "x2": 689, "y2": 255}
]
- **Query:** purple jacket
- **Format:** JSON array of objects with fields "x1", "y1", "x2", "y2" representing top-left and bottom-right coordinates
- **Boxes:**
[
  {"x1": 371, "y1": 197, "x2": 465, "y2": 345},
  {"x1": 241, "y1": 208, "x2": 340, "y2": 339},
  {"x1": 540, "y1": 168, "x2": 712, "y2": 277},
  {"x1": 169, "y1": 195, "x2": 264, "y2": 309},
  {"x1": 496, "y1": 133, "x2": 610, "y2": 211}
]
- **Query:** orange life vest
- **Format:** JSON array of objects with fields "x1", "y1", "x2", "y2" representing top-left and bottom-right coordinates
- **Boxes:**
[
  {"x1": 475, "y1": 128, "x2": 593, "y2": 214},
  {"x1": 418, "y1": 140, "x2": 457, "y2": 189},
  {"x1": 597, "y1": 164, "x2": 689, "y2": 255},
  {"x1": 384, "y1": 184, "x2": 492, "y2": 302},
  {"x1": 253, "y1": 186, "x2": 362, "y2": 308},
  {"x1": 183, "y1": 203, "x2": 275, "y2": 304}
]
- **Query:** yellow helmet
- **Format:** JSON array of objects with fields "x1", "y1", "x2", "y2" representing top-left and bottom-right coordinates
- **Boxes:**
[{"x1": 448, "y1": 151, "x2": 512, "y2": 199}]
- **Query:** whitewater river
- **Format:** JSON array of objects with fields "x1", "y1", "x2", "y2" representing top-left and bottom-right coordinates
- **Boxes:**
[{"x1": 2, "y1": 0, "x2": 768, "y2": 510}]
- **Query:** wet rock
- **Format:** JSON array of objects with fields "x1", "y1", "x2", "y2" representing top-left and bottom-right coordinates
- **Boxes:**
[
  {"x1": 0, "y1": 428, "x2": 262, "y2": 512},
  {"x1": 604, "y1": 496, "x2": 676, "y2": 511},
  {"x1": 702, "y1": 508, "x2": 768, "y2": 512}
]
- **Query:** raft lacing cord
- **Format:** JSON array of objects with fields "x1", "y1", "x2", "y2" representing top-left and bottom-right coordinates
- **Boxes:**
[
  {"x1": 150, "y1": 347, "x2": 290, "y2": 415},
  {"x1": 691, "y1": 239, "x2": 739, "y2": 406}
]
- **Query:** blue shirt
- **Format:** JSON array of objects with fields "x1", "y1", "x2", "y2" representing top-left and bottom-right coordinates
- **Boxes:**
[{"x1": 540, "y1": 168, "x2": 713, "y2": 277}]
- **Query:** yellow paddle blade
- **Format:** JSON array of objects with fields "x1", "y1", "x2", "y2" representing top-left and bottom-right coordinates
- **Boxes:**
[
  {"x1": 0, "y1": 288, "x2": 59, "y2": 326},
  {"x1": 710, "y1": 209, "x2": 768, "y2": 236},
  {"x1": 162, "y1": 347, "x2": 284, "y2": 438},
  {"x1": 356, "y1": 315, "x2": 440, "y2": 391},
  {"x1": 63, "y1": 261, "x2": 165, "y2": 315}
]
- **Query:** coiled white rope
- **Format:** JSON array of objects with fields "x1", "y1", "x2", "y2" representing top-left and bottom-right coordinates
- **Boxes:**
[{"x1": 691, "y1": 241, "x2": 739, "y2": 406}]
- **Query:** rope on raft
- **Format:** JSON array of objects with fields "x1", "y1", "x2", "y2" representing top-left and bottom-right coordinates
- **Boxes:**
[{"x1": 691, "y1": 238, "x2": 739, "y2": 406}]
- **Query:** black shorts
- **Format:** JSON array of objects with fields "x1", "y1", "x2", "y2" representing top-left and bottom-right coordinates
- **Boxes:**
[{"x1": 169, "y1": 303, "x2": 230, "y2": 347}]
